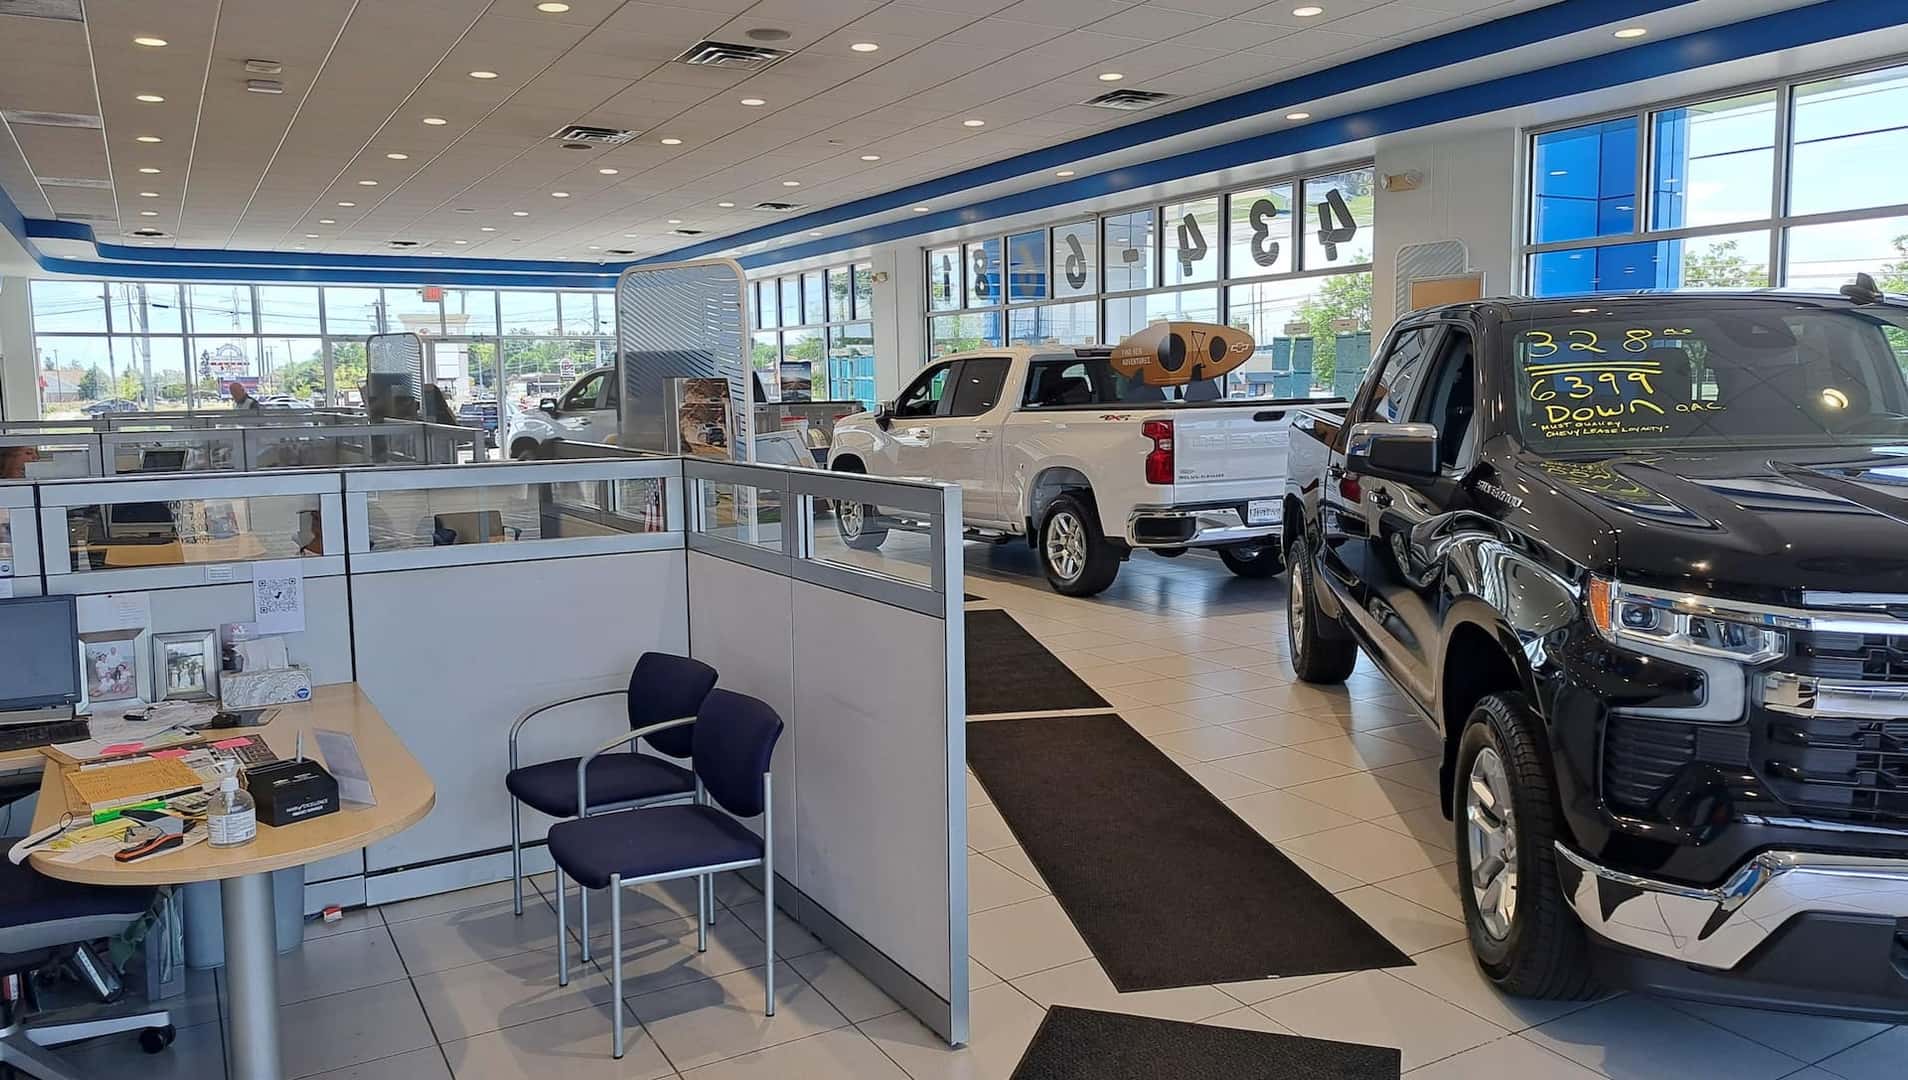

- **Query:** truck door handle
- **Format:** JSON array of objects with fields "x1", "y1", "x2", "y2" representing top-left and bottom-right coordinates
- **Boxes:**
[
  {"x1": 974, "y1": 429, "x2": 994, "y2": 441},
  {"x1": 905, "y1": 427, "x2": 932, "y2": 441},
  {"x1": 1327, "y1": 464, "x2": 1344, "y2": 479},
  {"x1": 1370, "y1": 488, "x2": 1392, "y2": 508}
]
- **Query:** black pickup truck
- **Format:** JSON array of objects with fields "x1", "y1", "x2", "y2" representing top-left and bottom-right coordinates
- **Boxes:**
[{"x1": 1282, "y1": 280, "x2": 1908, "y2": 1018}]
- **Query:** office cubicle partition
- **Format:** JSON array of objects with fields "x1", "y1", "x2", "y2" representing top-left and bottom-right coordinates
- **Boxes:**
[{"x1": 1, "y1": 452, "x2": 969, "y2": 1045}]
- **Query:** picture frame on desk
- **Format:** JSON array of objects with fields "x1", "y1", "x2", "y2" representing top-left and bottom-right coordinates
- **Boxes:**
[
  {"x1": 153, "y1": 630, "x2": 219, "y2": 702},
  {"x1": 78, "y1": 627, "x2": 146, "y2": 713}
]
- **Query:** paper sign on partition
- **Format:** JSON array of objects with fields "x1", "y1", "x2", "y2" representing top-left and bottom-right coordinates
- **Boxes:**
[{"x1": 252, "y1": 559, "x2": 305, "y2": 635}]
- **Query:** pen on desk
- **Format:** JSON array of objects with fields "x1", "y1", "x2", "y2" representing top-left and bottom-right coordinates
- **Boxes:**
[{"x1": 296, "y1": 731, "x2": 304, "y2": 763}]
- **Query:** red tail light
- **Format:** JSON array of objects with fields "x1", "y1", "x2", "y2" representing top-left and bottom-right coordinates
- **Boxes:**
[{"x1": 1142, "y1": 419, "x2": 1174, "y2": 485}]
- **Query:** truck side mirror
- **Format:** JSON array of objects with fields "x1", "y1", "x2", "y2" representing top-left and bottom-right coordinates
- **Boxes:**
[
  {"x1": 1346, "y1": 421, "x2": 1439, "y2": 479},
  {"x1": 875, "y1": 400, "x2": 895, "y2": 431},
  {"x1": 538, "y1": 397, "x2": 559, "y2": 415}
]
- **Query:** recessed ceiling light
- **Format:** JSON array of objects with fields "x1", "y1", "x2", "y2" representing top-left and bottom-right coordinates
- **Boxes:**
[
  {"x1": 293, "y1": 245, "x2": 305, "y2": 250},
  {"x1": 139, "y1": 210, "x2": 158, "y2": 216},
  {"x1": 598, "y1": 167, "x2": 619, "y2": 174},
  {"x1": 1292, "y1": 5, "x2": 1324, "y2": 16},
  {"x1": 357, "y1": 179, "x2": 378, "y2": 186},
  {"x1": 717, "y1": 201, "x2": 735, "y2": 208},
  {"x1": 740, "y1": 97, "x2": 766, "y2": 106},
  {"x1": 850, "y1": 42, "x2": 880, "y2": 52},
  {"x1": 136, "y1": 93, "x2": 165, "y2": 103},
  {"x1": 133, "y1": 36, "x2": 168, "y2": 47},
  {"x1": 138, "y1": 167, "x2": 161, "y2": 174},
  {"x1": 305, "y1": 233, "x2": 320, "y2": 238},
  {"x1": 1285, "y1": 111, "x2": 1310, "y2": 120},
  {"x1": 913, "y1": 205, "x2": 930, "y2": 212},
  {"x1": 536, "y1": 1, "x2": 571, "y2": 11},
  {"x1": 453, "y1": 239, "x2": 468, "y2": 244},
  {"x1": 667, "y1": 218, "x2": 682, "y2": 224},
  {"x1": 422, "y1": 116, "x2": 448, "y2": 126},
  {"x1": 1613, "y1": 26, "x2": 1648, "y2": 38},
  {"x1": 781, "y1": 179, "x2": 801, "y2": 186},
  {"x1": 808, "y1": 230, "x2": 822, "y2": 236},
  {"x1": 385, "y1": 152, "x2": 409, "y2": 160},
  {"x1": 962, "y1": 118, "x2": 986, "y2": 127},
  {"x1": 337, "y1": 200, "x2": 355, "y2": 206},
  {"x1": 468, "y1": 70, "x2": 499, "y2": 79},
  {"x1": 136, "y1": 135, "x2": 163, "y2": 143},
  {"x1": 860, "y1": 154, "x2": 881, "y2": 161},
  {"x1": 1098, "y1": 72, "x2": 1123, "y2": 82},
  {"x1": 138, "y1": 190, "x2": 160, "y2": 197},
  {"x1": 588, "y1": 245, "x2": 600, "y2": 250},
  {"x1": 481, "y1": 226, "x2": 497, "y2": 231},
  {"x1": 656, "y1": 137, "x2": 684, "y2": 148},
  {"x1": 512, "y1": 210, "x2": 529, "y2": 216},
  {"x1": 1056, "y1": 169, "x2": 1076, "y2": 177},
  {"x1": 551, "y1": 190, "x2": 570, "y2": 198},
  {"x1": 318, "y1": 218, "x2": 335, "y2": 224}
]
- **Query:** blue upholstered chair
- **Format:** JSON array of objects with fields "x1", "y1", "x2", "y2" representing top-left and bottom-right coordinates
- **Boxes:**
[
  {"x1": 546, "y1": 688, "x2": 784, "y2": 1060},
  {"x1": 507, "y1": 652, "x2": 718, "y2": 960},
  {"x1": 0, "y1": 857, "x2": 173, "y2": 1078}
]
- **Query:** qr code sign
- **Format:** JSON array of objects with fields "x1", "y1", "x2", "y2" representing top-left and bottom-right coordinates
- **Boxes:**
[{"x1": 257, "y1": 577, "x2": 299, "y2": 615}]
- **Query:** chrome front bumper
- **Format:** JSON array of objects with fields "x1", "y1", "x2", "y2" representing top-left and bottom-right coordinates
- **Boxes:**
[
  {"x1": 1557, "y1": 844, "x2": 1908, "y2": 970},
  {"x1": 1125, "y1": 505, "x2": 1281, "y2": 549}
]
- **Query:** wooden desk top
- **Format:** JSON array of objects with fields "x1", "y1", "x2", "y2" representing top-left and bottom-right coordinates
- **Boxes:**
[{"x1": 27, "y1": 684, "x2": 435, "y2": 886}]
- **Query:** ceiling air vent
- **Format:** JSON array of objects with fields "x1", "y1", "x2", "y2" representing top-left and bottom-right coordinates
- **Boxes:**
[
  {"x1": 0, "y1": 0, "x2": 84, "y2": 22},
  {"x1": 671, "y1": 228, "x2": 705, "y2": 236},
  {"x1": 56, "y1": 211, "x2": 114, "y2": 222},
  {"x1": 387, "y1": 239, "x2": 421, "y2": 248},
  {"x1": 128, "y1": 228, "x2": 169, "y2": 238},
  {"x1": 549, "y1": 124, "x2": 637, "y2": 145},
  {"x1": 673, "y1": 40, "x2": 789, "y2": 69},
  {"x1": 38, "y1": 176, "x2": 114, "y2": 189},
  {"x1": 1081, "y1": 89, "x2": 1176, "y2": 111},
  {"x1": 752, "y1": 201, "x2": 804, "y2": 213},
  {"x1": 606, "y1": 248, "x2": 637, "y2": 256},
  {"x1": 1, "y1": 109, "x2": 101, "y2": 129}
]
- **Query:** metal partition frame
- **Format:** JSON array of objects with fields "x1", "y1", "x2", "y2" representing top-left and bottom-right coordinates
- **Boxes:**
[
  {"x1": 36, "y1": 471, "x2": 346, "y2": 594},
  {"x1": 101, "y1": 428, "x2": 245, "y2": 476},
  {"x1": 343, "y1": 458, "x2": 683, "y2": 573},
  {"x1": 1, "y1": 432, "x2": 104, "y2": 479},
  {"x1": 0, "y1": 483, "x2": 41, "y2": 589}
]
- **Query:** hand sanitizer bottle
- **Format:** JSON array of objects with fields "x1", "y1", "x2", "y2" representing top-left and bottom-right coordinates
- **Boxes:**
[{"x1": 207, "y1": 762, "x2": 257, "y2": 847}]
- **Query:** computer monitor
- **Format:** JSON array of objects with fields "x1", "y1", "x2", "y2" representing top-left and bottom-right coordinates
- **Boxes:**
[
  {"x1": 137, "y1": 448, "x2": 188, "y2": 472},
  {"x1": 0, "y1": 595, "x2": 81, "y2": 720}
]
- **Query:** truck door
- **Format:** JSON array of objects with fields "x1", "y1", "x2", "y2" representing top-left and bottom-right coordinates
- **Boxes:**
[
  {"x1": 935, "y1": 357, "x2": 1011, "y2": 522},
  {"x1": 884, "y1": 360, "x2": 958, "y2": 478},
  {"x1": 1321, "y1": 325, "x2": 1440, "y2": 627},
  {"x1": 1362, "y1": 324, "x2": 1479, "y2": 703}
]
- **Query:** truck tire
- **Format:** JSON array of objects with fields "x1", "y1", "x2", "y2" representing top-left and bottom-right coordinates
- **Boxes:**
[
  {"x1": 1287, "y1": 533, "x2": 1357, "y2": 683},
  {"x1": 1455, "y1": 692, "x2": 1598, "y2": 1001},
  {"x1": 1040, "y1": 494, "x2": 1120, "y2": 596},
  {"x1": 1219, "y1": 542, "x2": 1284, "y2": 578},
  {"x1": 831, "y1": 462, "x2": 887, "y2": 551}
]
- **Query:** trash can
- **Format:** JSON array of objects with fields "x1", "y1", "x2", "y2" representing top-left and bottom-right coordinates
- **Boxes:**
[{"x1": 180, "y1": 866, "x2": 306, "y2": 968}]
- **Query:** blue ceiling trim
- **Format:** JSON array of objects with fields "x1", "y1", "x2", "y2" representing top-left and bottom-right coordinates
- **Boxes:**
[
  {"x1": 643, "y1": 0, "x2": 1703, "y2": 267},
  {"x1": 730, "y1": 0, "x2": 1902, "y2": 270}
]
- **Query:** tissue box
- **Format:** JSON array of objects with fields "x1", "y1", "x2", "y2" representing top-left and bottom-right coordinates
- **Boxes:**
[{"x1": 221, "y1": 666, "x2": 313, "y2": 708}]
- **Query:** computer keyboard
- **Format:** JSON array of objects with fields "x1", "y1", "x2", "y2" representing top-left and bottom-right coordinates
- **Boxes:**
[{"x1": 0, "y1": 719, "x2": 91, "y2": 753}]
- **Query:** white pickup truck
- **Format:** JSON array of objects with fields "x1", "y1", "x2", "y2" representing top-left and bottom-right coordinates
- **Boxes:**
[{"x1": 828, "y1": 337, "x2": 1342, "y2": 595}]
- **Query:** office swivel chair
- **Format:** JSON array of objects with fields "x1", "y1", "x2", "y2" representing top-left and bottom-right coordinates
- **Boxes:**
[
  {"x1": 0, "y1": 853, "x2": 173, "y2": 1079},
  {"x1": 506, "y1": 652, "x2": 719, "y2": 963}
]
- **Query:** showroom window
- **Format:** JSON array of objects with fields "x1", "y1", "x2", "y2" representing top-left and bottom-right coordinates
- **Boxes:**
[
  {"x1": 27, "y1": 282, "x2": 611, "y2": 419},
  {"x1": 1522, "y1": 60, "x2": 1908, "y2": 296},
  {"x1": 748, "y1": 263, "x2": 877, "y2": 407},
  {"x1": 925, "y1": 162, "x2": 1376, "y2": 397}
]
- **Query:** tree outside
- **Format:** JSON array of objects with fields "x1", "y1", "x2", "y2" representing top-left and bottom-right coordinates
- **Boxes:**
[
  {"x1": 1678, "y1": 239, "x2": 1767, "y2": 289},
  {"x1": 1293, "y1": 271, "x2": 1373, "y2": 388},
  {"x1": 1879, "y1": 234, "x2": 1908, "y2": 294}
]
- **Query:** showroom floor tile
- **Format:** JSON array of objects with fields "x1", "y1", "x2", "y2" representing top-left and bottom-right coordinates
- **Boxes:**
[{"x1": 46, "y1": 547, "x2": 1904, "y2": 1078}]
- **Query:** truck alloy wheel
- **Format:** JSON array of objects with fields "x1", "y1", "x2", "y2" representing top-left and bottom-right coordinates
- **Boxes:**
[
  {"x1": 835, "y1": 497, "x2": 887, "y2": 550},
  {"x1": 1046, "y1": 510, "x2": 1087, "y2": 581},
  {"x1": 1040, "y1": 494, "x2": 1119, "y2": 595},
  {"x1": 1466, "y1": 746, "x2": 1518, "y2": 941}
]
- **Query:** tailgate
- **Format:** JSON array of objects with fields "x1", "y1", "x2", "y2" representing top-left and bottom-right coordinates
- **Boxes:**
[{"x1": 1171, "y1": 405, "x2": 1300, "y2": 502}]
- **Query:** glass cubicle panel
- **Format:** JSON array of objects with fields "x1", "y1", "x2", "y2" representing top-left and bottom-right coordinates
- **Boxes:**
[
  {"x1": 1, "y1": 434, "x2": 100, "y2": 479},
  {"x1": 244, "y1": 425, "x2": 425, "y2": 469},
  {"x1": 808, "y1": 495, "x2": 937, "y2": 587},
  {"x1": 103, "y1": 431, "x2": 241, "y2": 475},
  {"x1": 694, "y1": 480, "x2": 784, "y2": 551},
  {"x1": 61, "y1": 493, "x2": 325, "y2": 573},
  {"x1": 357, "y1": 475, "x2": 670, "y2": 552}
]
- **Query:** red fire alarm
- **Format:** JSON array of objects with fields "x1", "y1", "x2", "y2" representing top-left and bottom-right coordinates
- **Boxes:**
[{"x1": 420, "y1": 286, "x2": 444, "y2": 302}]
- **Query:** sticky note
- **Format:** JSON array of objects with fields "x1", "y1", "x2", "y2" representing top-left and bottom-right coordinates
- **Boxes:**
[
  {"x1": 150, "y1": 749, "x2": 191, "y2": 759},
  {"x1": 100, "y1": 743, "x2": 144, "y2": 756},
  {"x1": 211, "y1": 737, "x2": 253, "y2": 750}
]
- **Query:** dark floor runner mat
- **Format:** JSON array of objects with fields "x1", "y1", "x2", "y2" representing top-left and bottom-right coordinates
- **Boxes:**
[
  {"x1": 965, "y1": 609, "x2": 1107, "y2": 715},
  {"x1": 967, "y1": 713, "x2": 1411, "y2": 990},
  {"x1": 965, "y1": 592, "x2": 986, "y2": 602},
  {"x1": 1012, "y1": 1007, "x2": 1399, "y2": 1080}
]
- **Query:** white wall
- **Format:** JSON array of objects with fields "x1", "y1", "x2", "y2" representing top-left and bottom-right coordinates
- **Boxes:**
[
  {"x1": 0, "y1": 276, "x2": 37, "y2": 420},
  {"x1": 1372, "y1": 126, "x2": 1520, "y2": 335}
]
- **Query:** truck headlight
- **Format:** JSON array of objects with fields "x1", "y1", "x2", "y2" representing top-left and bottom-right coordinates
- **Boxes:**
[{"x1": 1587, "y1": 576, "x2": 1788, "y2": 665}]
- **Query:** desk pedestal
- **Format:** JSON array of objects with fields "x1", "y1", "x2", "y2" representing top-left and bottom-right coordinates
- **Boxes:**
[{"x1": 221, "y1": 873, "x2": 281, "y2": 1080}]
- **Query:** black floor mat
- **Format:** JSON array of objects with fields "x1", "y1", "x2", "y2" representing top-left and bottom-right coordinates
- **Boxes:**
[
  {"x1": 965, "y1": 593, "x2": 986, "y2": 602},
  {"x1": 966, "y1": 714, "x2": 1412, "y2": 991},
  {"x1": 965, "y1": 609, "x2": 1107, "y2": 715},
  {"x1": 1012, "y1": 1008, "x2": 1400, "y2": 1080}
]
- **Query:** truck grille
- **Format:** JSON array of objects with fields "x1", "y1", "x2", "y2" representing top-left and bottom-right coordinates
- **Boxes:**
[{"x1": 1754, "y1": 629, "x2": 1908, "y2": 824}]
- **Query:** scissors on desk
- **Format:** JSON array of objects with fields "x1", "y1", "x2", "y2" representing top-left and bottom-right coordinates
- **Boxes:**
[{"x1": 114, "y1": 811, "x2": 197, "y2": 863}]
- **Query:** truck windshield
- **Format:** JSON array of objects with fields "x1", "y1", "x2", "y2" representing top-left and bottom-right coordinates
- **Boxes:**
[{"x1": 1506, "y1": 302, "x2": 1908, "y2": 452}]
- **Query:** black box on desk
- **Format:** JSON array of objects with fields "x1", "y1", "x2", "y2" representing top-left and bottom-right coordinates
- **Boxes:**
[{"x1": 244, "y1": 760, "x2": 339, "y2": 827}]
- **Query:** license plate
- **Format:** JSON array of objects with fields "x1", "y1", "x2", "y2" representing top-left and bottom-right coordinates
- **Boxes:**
[{"x1": 1246, "y1": 499, "x2": 1280, "y2": 526}]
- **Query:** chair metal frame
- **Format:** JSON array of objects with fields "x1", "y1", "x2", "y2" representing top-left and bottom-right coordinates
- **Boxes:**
[
  {"x1": 551, "y1": 715, "x2": 776, "y2": 1060},
  {"x1": 507, "y1": 693, "x2": 707, "y2": 964},
  {"x1": 0, "y1": 958, "x2": 172, "y2": 1078}
]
